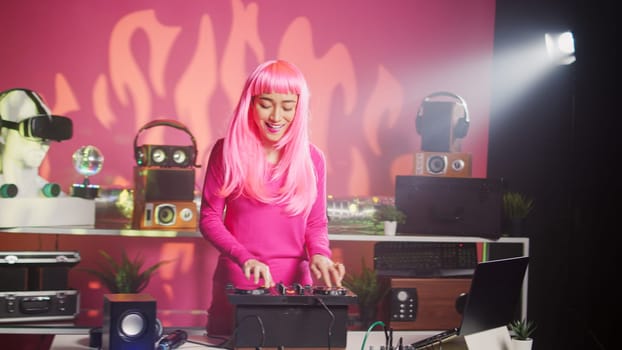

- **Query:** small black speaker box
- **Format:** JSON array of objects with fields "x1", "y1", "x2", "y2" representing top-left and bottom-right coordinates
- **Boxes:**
[{"x1": 102, "y1": 293, "x2": 157, "y2": 350}]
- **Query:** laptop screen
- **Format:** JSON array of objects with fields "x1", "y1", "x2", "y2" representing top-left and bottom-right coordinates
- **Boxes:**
[{"x1": 459, "y1": 256, "x2": 529, "y2": 336}]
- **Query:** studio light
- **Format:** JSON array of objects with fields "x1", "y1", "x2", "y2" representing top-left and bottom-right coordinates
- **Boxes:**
[{"x1": 545, "y1": 31, "x2": 575, "y2": 65}]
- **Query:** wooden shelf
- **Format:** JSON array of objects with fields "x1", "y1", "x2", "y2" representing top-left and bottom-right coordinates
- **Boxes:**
[
  {"x1": 1, "y1": 224, "x2": 529, "y2": 322},
  {"x1": 1, "y1": 225, "x2": 529, "y2": 244}
]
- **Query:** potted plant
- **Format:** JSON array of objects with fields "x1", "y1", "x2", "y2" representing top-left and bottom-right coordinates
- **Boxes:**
[
  {"x1": 372, "y1": 204, "x2": 406, "y2": 235},
  {"x1": 508, "y1": 319, "x2": 536, "y2": 350},
  {"x1": 342, "y1": 257, "x2": 389, "y2": 329},
  {"x1": 502, "y1": 192, "x2": 534, "y2": 236},
  {"x1": 80, "y1": 249, "x2": 173, "y2": 293}
]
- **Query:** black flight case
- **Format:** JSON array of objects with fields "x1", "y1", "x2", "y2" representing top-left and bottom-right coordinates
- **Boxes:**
[{"x1": 0, "y1": 251, "x2": 81, "y2": 323}]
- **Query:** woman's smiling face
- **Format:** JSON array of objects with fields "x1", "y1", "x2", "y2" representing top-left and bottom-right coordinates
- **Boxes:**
[{"x1": 252, "y1": 92, "x2": 298, "y2": 145}]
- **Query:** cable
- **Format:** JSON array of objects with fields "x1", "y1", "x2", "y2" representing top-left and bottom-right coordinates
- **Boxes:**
[
  {"x1": 204, "y1": 334, "x2": 229, "y2": 343},
  {"x1": 361, "y1": 321, "x2": 385, "y2": 350},
  {"x1": 186, "y1": 338, "x2": 220, "y2": 347},
  {"x1": 216, "y1": 314, "x2": 265, "y2": 349},
  {"x1": 316, "y1": 297, "x2": 335, "y2": 350},
  {"x1": 156, "y1": 329, "x2": 188, "y2": 350}
]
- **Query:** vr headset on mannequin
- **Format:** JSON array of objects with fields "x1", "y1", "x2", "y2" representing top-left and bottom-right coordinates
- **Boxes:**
[
  {"x1": 0, "y1": 88, "x2": 73, "y2": 142},
  {"x1": 0, "y1": 115, "x2": 72, "y2": 142}
]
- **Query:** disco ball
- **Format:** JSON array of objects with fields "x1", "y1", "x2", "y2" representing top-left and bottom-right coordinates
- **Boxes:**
[{"x1": 72, "y1": 145, "x2": 104, "y2": 177}]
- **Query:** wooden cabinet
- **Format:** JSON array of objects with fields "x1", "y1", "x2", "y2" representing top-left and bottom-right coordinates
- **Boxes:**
[
  {"x1": 0, "y1": 227, "x2": 529, "y2": 329},
  {"x1": 329, "y1": 233, "x2": 529, "y2": 324}
]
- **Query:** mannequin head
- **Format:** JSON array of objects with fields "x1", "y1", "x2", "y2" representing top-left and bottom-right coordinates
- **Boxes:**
[{"x1": 0, "y1": 89, "x2": 52, "y2": 196}]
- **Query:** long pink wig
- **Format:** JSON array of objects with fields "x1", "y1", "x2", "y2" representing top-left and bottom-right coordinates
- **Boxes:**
[{"x1": 220, "y1": 60, "x2": 317, "y2": 216}]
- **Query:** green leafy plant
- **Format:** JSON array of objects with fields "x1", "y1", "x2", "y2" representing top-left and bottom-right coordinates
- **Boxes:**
[
  {"x1": 503, "y1": 192, "x2": 534, "y2": 219},
  {"x1": 372, "y1": 204, "x2": 406, "y2": 226},
  {"x1": 342, "y1": 257, "x2": 389, "y2": 327},
  {"x1": 508, "y1": 319, "x2": 536, "y2": 340},
  {"x1": 80, "y1": 249, "x2": 173, "y2": 293}
]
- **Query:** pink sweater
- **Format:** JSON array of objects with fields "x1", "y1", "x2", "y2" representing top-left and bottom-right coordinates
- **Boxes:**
[{"x1": 199, "y1": 138, "x2": 331, "y2": 289}]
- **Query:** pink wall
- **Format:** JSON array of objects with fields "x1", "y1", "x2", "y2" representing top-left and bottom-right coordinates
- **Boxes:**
[
  {"x1": 1, "y1": 0, "x2": 495, "y2": 197},
  {"x1": 1, "y1": 0, "x2": 497, "y2": 327}
]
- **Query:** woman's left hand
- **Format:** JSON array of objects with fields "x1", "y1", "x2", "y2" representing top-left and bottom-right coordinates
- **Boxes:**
[{"x1": 310, "y1": 254, "x2": 346, "y2": 288}]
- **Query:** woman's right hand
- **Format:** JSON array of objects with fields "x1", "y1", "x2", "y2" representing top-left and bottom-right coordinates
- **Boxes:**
[{"x1": 242, "y1": 259, "x2": 275, "y2": 288}]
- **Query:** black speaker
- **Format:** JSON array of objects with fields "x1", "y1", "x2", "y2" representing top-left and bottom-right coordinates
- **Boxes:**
[
  {"x1": 102, "y1": 293, "x2": 157, "y2": 350},
  {"x1": 415, "y1": 91, "x2": 470, "y2": 152},
  {"x1": 395, "y1": 176, "x2": 504, "y2": 239},
  {"x1": 133, "y1": 119, "x2": 199, "y2": 168}
]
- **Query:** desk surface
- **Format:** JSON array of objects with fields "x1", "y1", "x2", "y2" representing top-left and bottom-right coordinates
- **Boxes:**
[
  {"x1": 50, "y1": 331, "x2": 443, "y2": 350},
  {"x1": 0, "y1": 311, "x2": 206, "y2": 335}
]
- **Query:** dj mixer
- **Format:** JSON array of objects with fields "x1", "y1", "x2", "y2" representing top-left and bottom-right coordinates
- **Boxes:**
[
  {"x1": 227, "y1": 283, "x2": 357, "y2": 305},
  {"x1": 226, "y1": 283, "x2": 357, "y2": 347}
]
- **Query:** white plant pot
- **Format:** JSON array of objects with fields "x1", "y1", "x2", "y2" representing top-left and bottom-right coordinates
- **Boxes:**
[
  {"x1": 384, "y1": 221, "x2": 397, "y2": 236},
  {"x1": 511, "y1": 338, "x2": 533, "y2": 350}
]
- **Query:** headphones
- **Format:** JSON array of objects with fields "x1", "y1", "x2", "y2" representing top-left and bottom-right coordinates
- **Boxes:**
[
  {"x1": 133, "y1": 119, "x2": 200, "y2": 168},
  {"x1": 0, "y1": 88, "x2": 73, "y2": 142},
  {"x1": 415, "y1": 91, "x2": 470, "y2": 139}
]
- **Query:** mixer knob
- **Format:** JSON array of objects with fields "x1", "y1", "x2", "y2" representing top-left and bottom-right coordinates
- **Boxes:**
[
  {"x1": 293, "y1": 283, "x2": 305, "y2": 295},
  {"x1": 276, "y1": 282, "x2": 287, "y2": 295}
]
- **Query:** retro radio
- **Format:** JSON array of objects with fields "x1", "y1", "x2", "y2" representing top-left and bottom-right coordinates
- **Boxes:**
[
  {"x1": 131, "y1": 118, "x2": 199, "y2": 231},
  {"x1": 414, "y1": 152, "x2": 472, "y2": 178}
]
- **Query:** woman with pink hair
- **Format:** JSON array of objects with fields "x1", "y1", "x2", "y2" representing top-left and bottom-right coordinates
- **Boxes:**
[{"x1": 199, "y1": 60, "x2": 345, "y2": 335}]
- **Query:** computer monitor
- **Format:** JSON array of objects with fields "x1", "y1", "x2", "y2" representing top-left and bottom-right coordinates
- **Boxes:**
[{"x1": 395, "y1": 175, "x2": 504, "y2": 239}]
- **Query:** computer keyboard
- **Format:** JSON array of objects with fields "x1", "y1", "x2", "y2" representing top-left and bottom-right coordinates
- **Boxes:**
[{"x1": 374, "y1": 242, "x2": 477, "y2": 278}]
